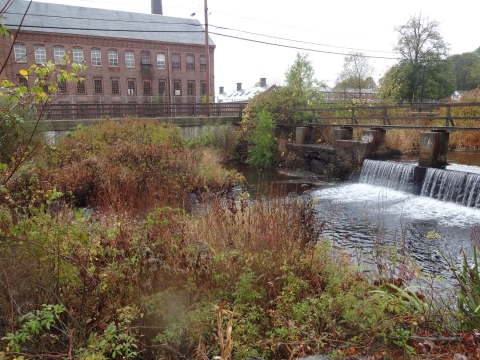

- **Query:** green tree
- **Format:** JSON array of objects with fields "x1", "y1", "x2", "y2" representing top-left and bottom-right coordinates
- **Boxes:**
[
  {"x1": 388, "y1": 14, "x2": 456, "y2": 101},
  {"x1": 247, "y1": 110, "x2": 275, "y2": 169},
  {"x1": 284, "y1": 52, "x2": 322, "y2": 95},
  {"x1": 449, "y1": 52, "x2": 480, "y2": 91},
  {"x1": 335, "y1": 52, "x2": 376, "y2": 98}
]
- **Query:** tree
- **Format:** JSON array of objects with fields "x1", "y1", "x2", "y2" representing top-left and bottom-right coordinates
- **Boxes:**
[
  {"x1": 335, "y1": 52, "x2": 376, "y2": 98},
  {"x1": 389, "y1": 14, "x2": 455, "y2": 101},
  {"x1": 284, "y1": 52, "x2": 322, "y2": 94},
  {"x1": 449, "y1": 52, "x2": 480, "y2": 91}
]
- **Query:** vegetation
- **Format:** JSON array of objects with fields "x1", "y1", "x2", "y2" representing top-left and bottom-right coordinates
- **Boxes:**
[
  {"x1": 449, "y1": 51, "x2": 480, "y2": 91},
  {"x1": 335, "y1": 51, "x2": 376, "y2": 97}
]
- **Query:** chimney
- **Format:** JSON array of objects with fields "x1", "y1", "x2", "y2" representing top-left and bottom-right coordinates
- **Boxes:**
[
  {"x1": 260, "y1": 78, "x2": 267, "y2": 87},
  {"x1": 151, "y1": 0, "x2": 163, "y2": 15},
  {"x1": 237, "y1": 83, "x2": 242, "y2": 91},
  {"x1": 219, "y1": 86, "x2": 224, "y2": 94}
]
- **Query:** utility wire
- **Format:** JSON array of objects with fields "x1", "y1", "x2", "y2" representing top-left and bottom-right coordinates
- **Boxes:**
[{"x1": 5, "y1": 11, "x2": 398, "y2": 55}]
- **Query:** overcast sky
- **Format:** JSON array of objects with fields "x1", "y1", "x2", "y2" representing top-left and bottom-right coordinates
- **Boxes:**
[{"x1": 29, "y1": 0, "x2": 480, "y2": 92}]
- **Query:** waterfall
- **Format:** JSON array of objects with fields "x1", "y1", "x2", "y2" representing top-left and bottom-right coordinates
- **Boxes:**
[
  {"x1": 360, "y1": 159, "x2": 416, "y2": 192},
  {"x1": 360, "y1": 160, "x2": 480, "y2": 208}
]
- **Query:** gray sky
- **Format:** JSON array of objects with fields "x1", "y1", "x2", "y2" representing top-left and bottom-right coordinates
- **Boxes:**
[{"x1": 28, "y1": 0, "x2": 480, "y2": 92}]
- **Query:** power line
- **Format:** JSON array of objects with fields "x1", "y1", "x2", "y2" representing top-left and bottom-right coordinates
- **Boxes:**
[
  {"x1": 5, "y1": 24, "x2": 204, "y2": 33},
  {"x1": 5, "y1": 11, "x2": 398, "y2": 55}
]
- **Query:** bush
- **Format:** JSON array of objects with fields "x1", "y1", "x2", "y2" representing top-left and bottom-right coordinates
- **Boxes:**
[{"x1": 247, "y1": 110, "x2": 275, "y2": 169}]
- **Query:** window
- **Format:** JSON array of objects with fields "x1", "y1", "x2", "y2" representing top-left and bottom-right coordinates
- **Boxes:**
[
  {"x1": 34, "y1": 45, "x2": 46, "y2": 64},
  {"x1": 201, "y1": 81, "x2": 207, "y2": 96},
  {"x1": 54, "y1": 46, "x2": 65, "y2": 64},
  {"x1": 156, "y1": 53, "x2": 165, "y2": 69},
  {"x1": 186, "y1": 54, "x2": 195, "y2": 71},
  {"x1": 127, "y1": 80, "x2": 136, "y2": 95},
  {"x1": 14, "y1": 44, "x2": 27, "y2": 63},
  {"x1": 141, "y1": 51, "x2": 150, "y2": 68},
  {"x1": 125, "y1": 51, "x2": 135, "y2": 68},
  {"x1": 187, "y1": 81, "x2": 195, "y2": 96},
  {"x1": 158, "y1": 81, "x2": 166, "y2": 95},
  {"x1": 94, "y1": 79, "x2": 103, "y2": 94},
  {"x1": 108, "y1": 50, "x2": 118, "y2": 67},
  {"x1": 58, "y1": 80, "x2": 67, "y2": 93},
  {"x1": 91, "y1": 49, "x2": 101, "y2": 66},
  {"x1": 77, "y1": 81, "x2": 86, "y2": 94},
  {"x1": 18, "y1": 77, "x2": 28, "y2": 88},
  {"x1": 73, "y1": 48, "x2": 84, "y2": 64},
  {"x1": 143, "y1": 80, "x2": 151, "y2": 95},
  {"x1": 172, "y1": 53, "x2": 180, "y2": 70},
  {"x1": 111, "y1": 79, "x2": 120, "y2": 95},
  {"x1": 173, "y1": 80, "x2": 181, "y2": 96},
  {"x1": 200, "y1": 55, "x2": 206, "y2": 71}
]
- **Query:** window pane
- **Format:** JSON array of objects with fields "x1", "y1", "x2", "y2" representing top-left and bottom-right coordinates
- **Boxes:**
[
  {"x1": 14, "y1": 44, "x2": 27, "y2": 63},
  {"x1": 34, "y1": 45, "x2": 46, "y2": 64},
  {"x1": 58, "y1": 80, "x2": 67, "y2": 93},
  {"x1": 108, "y1": 50, "x2": 118, "y2": 67},
  {"x1": 77, "y1": 81, "x2": 86, "y2": 94},
  {"x1": 143, "y1": 81, "x2": 151, "y2": 95},
  {"x1": 94, "y1": 79, "x2": 103, "y2": 94},
  {"x1": 127, "y1": 80, "x2": 136, "y2": 95},
  {"x1": 91, "y1": 49, "x2": 101, "y2": 66},
  {"x1": 173, "y1": 80, "x2": 181, "y2": 95},
  {"x1": 54, "y1": 46, "x2": 65, "y2": 64},
  {"x1": 157, "y1": 54, "x2": 165, "y2": 69},
  {"x1": 172, "y1": 54, "x2": 180, "y2": 70},
  {"x1": 125, "y1": 51, "x2": 135, "y2": 68},
  {"x1": 141, "y1": 51, "x2": 150, "y2": 68},
  {"x1": 158, "y1": 81, "x2": 166, "y2": 95},
  {"x1": 111, "y1": 79, "x2": 120, "y2": 94},
  {"x1": 201, "y1": 82, "x2": 206, "y2": 96},
  {"x1": 200, "y1": 55, "x2": 206, "y2": 71},
  {"x1": 186, "y1": 55, "x2": 195, "y2": 71},
  {"x1": 73, "y1": 48, "x2": 84, "y2": 64},
  {"x1": 187, "y1": 81, "x2": 195, "y2": 95}
]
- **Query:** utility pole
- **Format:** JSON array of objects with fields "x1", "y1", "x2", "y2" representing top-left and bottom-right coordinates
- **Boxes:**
[
  {"x1": 420, "y1": 63, "x2": 426, "y2": 103},
  {"x1": 204, "y1": 0, "x2": 210, "y2": 117}
]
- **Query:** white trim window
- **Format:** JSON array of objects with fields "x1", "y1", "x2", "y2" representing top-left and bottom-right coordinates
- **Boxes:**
[
  {"x1": 73, "y1": 48, "x2": 84, "y2": 64},
  {"x1": 125, "y1": 51, "x2": 135, "y2": 68},
  {"x1": 157, "y1": 53, "x2": 165, "y2": 69},
  {"x1": 108, "y1": 49, "x2": 118, "y2": 67},
  {"x1": 91, "y1": 49, "x2": 102, "y2": 66},
  {"x1": 14, "y1": 44, "x2": 27, "y2": 63},
  {"x1": 54, "y1": 46, "x2": 65, "y2": 64},
  {"x1": 34, "y1": 45, "x2": 46, "y2": 64}
]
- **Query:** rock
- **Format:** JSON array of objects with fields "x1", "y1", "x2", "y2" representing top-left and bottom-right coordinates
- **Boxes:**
[{"x1": 310, "y1": 159, "x2": 324, "y2": 174}]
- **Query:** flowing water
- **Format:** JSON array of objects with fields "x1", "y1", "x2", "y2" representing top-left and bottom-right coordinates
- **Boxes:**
[{"x1": 310, "y1": 152, "x2": 480, "y2": 280}]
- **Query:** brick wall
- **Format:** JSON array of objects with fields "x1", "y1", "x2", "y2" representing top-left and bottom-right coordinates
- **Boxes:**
[{"x1": 3, "y1": 31, "x2": 215, "y2": 104}]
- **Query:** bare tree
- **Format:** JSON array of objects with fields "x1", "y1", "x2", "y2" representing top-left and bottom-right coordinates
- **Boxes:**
[{"x1": 336, "y1": 52, "x2": 375, "y2": 98}]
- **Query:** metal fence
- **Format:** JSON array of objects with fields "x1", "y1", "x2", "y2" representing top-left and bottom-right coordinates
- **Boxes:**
[{"x1": 43, "y1": 102, "x2": 247, "y2": 120}]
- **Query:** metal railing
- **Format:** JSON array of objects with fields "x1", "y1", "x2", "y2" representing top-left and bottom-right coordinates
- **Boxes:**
[
  {"x1": 288, "y1": 102, "x2": 480, "y2": 131},
  {"x1": 43, "y1": 102, "x2": 247, "y2": 120}
]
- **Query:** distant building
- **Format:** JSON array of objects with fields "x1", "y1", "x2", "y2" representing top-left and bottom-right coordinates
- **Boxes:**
[
  {"x1": 216, "y1": 78, "x2": 275, "y2": 103},
  {"x1": 317, "y1": 86, "x2": 376, "y2": 103},
  {"x1": 1, "y1": 0, "x2": 214, "y2": 104}
]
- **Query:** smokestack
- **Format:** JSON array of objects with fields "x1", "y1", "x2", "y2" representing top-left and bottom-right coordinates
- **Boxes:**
[
  {"x1": 260, "y1": 78, "x2": 267, "y2": 87},
  {"x1": 151, "y1": 0, "x2": 163, "y2": 15},
  {"x1": 237, "y1": 83, "x2": 242, "y2": 91},
  {"x1": 219, "y1": 86, "x2": 224, "y2": 94}
]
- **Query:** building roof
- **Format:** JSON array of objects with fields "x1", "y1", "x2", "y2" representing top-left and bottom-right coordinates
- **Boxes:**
[
  {"x1": 4, "y1": 0, "x2": 215, "y2": 47},
  {"x1": 216, "y1": 85, "x2": 275, "y2": 103}
]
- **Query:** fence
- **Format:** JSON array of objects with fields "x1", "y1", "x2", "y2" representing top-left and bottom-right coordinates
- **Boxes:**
[
  {"x1": 292, "y1": 102, "x2": 480, "y2": 130},
  {"x1": 43, "y1": 102, "x2": 247, "y2": 121}
]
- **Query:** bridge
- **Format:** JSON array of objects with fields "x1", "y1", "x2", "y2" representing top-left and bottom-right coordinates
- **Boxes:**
[{"x1": 286, "y1": 102, "x2": 480, "y2": 168}]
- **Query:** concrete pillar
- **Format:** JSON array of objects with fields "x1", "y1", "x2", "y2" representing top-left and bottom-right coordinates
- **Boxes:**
[
  {"x1": 295, "y1": 126, "x2": 313, "y2": 144},
  {"x1": 419, "y1": 130, "x2": 449, "y2": 168},
  {"x1": 361, "y1": 128, "x2": 386, "y2": 150},
  {"x1": 332, "y1": 126, "x2": 353, "y2": 144}
]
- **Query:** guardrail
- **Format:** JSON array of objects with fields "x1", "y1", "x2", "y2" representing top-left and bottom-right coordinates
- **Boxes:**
[
  {"x1": 290, "y1": 102, "x2": 480, "y2": 130},
  {"x1": 43, "y1": 102, "x2": 247, "y2": 120}
]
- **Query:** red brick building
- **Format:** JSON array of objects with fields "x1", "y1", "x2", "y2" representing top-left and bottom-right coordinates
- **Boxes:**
[{"x1": 1, "y1": 0, "x2": 215, "y2": 104}]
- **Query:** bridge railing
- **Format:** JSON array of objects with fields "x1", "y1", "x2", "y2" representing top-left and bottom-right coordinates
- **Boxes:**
[
  {"x1": 291, "y1": 102, "x2": 480, "y2": 129},
  {"x1": 42, "y1": 102, "x2": 247, "y2": 120}
]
